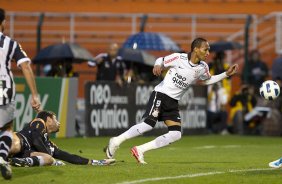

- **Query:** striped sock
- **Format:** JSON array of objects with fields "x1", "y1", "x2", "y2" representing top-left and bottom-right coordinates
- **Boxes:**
[
  {"x1": 0, "y1": 131, "x2": 13, "y2": 161},
  {"x1": 25, "y1": 156, "x2": 45, "y2": 166}
]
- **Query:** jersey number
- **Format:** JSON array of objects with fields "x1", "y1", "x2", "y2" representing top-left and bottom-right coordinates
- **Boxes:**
[{"x1": 156, "y1": 100, "x2": 161, "y2": 107}]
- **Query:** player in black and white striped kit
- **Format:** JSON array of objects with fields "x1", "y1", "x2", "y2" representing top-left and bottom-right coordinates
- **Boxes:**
[
  {"x1": 0, "y1": 8, "x2": 41, "y2": 180},
  {"x1": 105, "y1": 37, "x2": 238, "y2": 164}
]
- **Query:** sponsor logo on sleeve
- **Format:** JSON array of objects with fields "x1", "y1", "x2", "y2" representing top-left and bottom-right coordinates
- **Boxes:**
[
  {"x1": 180, "y1": 55, "x2": 187, "y2": 60},
  {"x1": 164, "y1": 56, "x2": 179, "y2": 64}
]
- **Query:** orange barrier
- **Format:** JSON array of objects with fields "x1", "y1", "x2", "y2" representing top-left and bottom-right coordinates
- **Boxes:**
[
  {"x1": 3, "y1": 0, "x2": 280, "y2": 98},
  {"x1": 2, "y1": 0, "x2": 282, "y2": 15}
]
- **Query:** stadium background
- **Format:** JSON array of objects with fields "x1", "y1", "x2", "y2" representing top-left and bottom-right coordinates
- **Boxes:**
[
  {"x1": 2, "y1": 0, "x2": 282, "y2": 94},
  {"x1": 1, "y1": 1, "x2": 282, "y2": 184},
  {"x1": 1, "y1": 0, "x2": 282, "y2": 137}
]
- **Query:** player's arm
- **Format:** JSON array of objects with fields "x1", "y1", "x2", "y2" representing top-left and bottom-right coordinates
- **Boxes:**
[
  {"x1": 153, "y1": 53, "x2": 180, "y2": 76},
  {"x1": 88, "y1": 53, "x2": 105, "y2": 67},
  {"x1": 201, "y1": 64, "x2": 238, "y2": 85},
  {"x1": 14, "y1": 43, "x2": 41, "y2": 112},
  {"x1": 20, "y1": 62, "x2": 40, "y2": 111},
  {"x1": 30, "y1": 120, "x2": 52, "y2": 154},
  {"x1": 52, "y1": 146, "x2": 89, "y2": 165}
]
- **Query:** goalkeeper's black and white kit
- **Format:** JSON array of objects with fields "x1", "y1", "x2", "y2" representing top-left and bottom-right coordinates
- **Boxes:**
[{"x1": 13, "y1": 118, "x2": 90, "y2": 165}]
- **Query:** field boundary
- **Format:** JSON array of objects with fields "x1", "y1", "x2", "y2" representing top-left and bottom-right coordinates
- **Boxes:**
[{"x1": 117, "y1": 168, "x2": 274, "y2": 184}]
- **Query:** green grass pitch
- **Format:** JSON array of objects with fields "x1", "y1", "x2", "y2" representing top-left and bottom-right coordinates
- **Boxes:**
[{"x1": 2, "y1": 135, "x2": 282, "y2": 184}]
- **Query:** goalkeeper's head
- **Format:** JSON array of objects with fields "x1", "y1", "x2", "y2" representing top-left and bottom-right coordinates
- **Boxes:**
[{"x1": 36, "y1": 110, "x2": 60, "y2": 133}]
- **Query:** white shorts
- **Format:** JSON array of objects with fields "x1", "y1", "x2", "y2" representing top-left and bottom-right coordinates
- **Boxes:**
[{"x1": 0, "y1": 102, "x2": 15, "y2": 128}]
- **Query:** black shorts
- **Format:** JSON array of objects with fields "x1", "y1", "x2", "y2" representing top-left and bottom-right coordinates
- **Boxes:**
[
  {"x1": 13, "y1": 133, "x2": 33, "y2": 158},
  {"x1": 142, "y1": 91, "x2": 181, "y2": 124}
]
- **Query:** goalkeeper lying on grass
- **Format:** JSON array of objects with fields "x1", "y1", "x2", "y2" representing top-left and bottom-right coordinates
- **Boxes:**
[{"x1": 8, "y1": 110, "x2": 115, "y2": 167}]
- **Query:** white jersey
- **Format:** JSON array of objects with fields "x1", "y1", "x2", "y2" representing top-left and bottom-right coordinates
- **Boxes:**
[
  {"x1": 154, "y1": 53, "x2": 211, "y2": 100},
  {"x1": 0, "y1": 32, "x2": 31, "y2": 105}
]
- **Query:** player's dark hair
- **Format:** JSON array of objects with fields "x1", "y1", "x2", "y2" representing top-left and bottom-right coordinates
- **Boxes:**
[
  {"x1": 0, "y1": 8, "x2": 5, "y2": 24},
  {"x1": 191, "y1": 37, "x2": 207, "y2": 51},
  {"x1": 36, "y1": 110, "x2": 56, "y2": 122}
]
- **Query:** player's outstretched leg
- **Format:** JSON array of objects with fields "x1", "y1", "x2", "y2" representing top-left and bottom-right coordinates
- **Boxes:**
[
  {"x1": 10, "y1": 157, "x2": 31, "y2": 167},
  {"x1": 105, "y1": 137, "x2": 120, "y2": 159},
  {"x1": 105, "y1": 122, "x2": 153, "y2": 159},
  {"x1": 131, "y1": 130, "x2": 181, "y2": 164},
  {"x1": 10, "y1": 156, "x2": 51, "y2": 167},
  {"x1": 269, "y1": 158, "x2": 282, "y2": 168},
  {"x1": 131, "y1": 146, "x2": 147, "y2": 164}
]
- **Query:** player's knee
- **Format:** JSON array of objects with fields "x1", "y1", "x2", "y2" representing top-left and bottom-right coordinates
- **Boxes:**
[
  {"x1": 168, "y1": 131, "x2": 182, "y2": 142},
  {"x1": 135, "y1": 122, "x2": 154, "y2": 134},
  {"x1": 144, "y1": 118, "x2": 157, "y2": 128},
  {"x1": 167, "y1": 125, "x2": 182, "y2": 142}
]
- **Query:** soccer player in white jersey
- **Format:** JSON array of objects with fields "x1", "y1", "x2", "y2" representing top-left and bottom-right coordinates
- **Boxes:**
[
  {"x1": 0, "y1": 8, "x2": 41, "y2": 179},
  {"x1": 105, "y1": 37, "x2": 238, "y2": 164}
]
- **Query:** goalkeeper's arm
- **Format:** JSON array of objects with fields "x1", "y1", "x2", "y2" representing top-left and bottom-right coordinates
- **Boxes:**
[{"x1": 53, "y1": 148, "x2": 90, "y2": 165}]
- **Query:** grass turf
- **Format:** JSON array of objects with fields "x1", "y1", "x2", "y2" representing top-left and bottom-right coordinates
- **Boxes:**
[{"x1": 2, "y1": 135, "x2": 282, "y2": 183}]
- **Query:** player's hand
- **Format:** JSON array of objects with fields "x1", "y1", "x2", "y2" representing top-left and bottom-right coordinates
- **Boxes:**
[
  {"x1": 226, "y1": 64, "x2": 239, "y2": 77},
  {"x1": 31, "y1": 95, "x2": 41, "y2": 112},
  {"x1": 116, "y1": 78, "x2": 123, "y2": 87},
  {"x1": 96, "y1": 57, "x2": 104, "y2": 64},
  {"x1": 153, "y1": 65, "x2": 163, "y2": 76}
]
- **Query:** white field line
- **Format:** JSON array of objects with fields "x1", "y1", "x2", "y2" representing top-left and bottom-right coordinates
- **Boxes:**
[
  {"x1": 116, "y1": 168, "x2": 274, "y2": 184},
  {"x1": 193, "y1": 145, "x2": 241, "y2": 149}
]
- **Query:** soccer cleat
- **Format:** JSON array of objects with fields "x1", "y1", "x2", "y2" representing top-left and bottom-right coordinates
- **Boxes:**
[
  {"x1": 0, "y1": 157, "x2": 12, "y2": 180},
  {"x1": 91, "y1": 159, "x2": 116, "y2": 166},
  {"x1": 10, "y1": 157, "x2": 31, "y2": 167},
  {"x1": 105, "y1": 137, "x2": 119, "y2": 159},
  {"x1": 269, "y1": 158, "x2": 282, "y2": 168},
  {"x1": 131, "y1": 146, "x2": 147, "y2": 164},
  {"x1": 53, "y1": 160, "x2": 66, "y2": 166}
]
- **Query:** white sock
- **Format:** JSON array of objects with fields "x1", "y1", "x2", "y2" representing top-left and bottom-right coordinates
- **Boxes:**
[
  {"x1": 26, "y1": 156, "x2": 45, "y2": 166},
  {"x1": 37, "y1": 156, "x2": 45, "y2": 166},
  {"x1": 114, "y1": 122, "x2": 153, "y2": 145},
  {"x1": 138, "y1": 131, "x2": 182, "y2": 153}
]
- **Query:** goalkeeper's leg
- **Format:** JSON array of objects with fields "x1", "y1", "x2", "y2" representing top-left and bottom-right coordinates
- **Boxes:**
[{"x1": 11, "y1": 152, "x2": 55, "y2": 167}]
